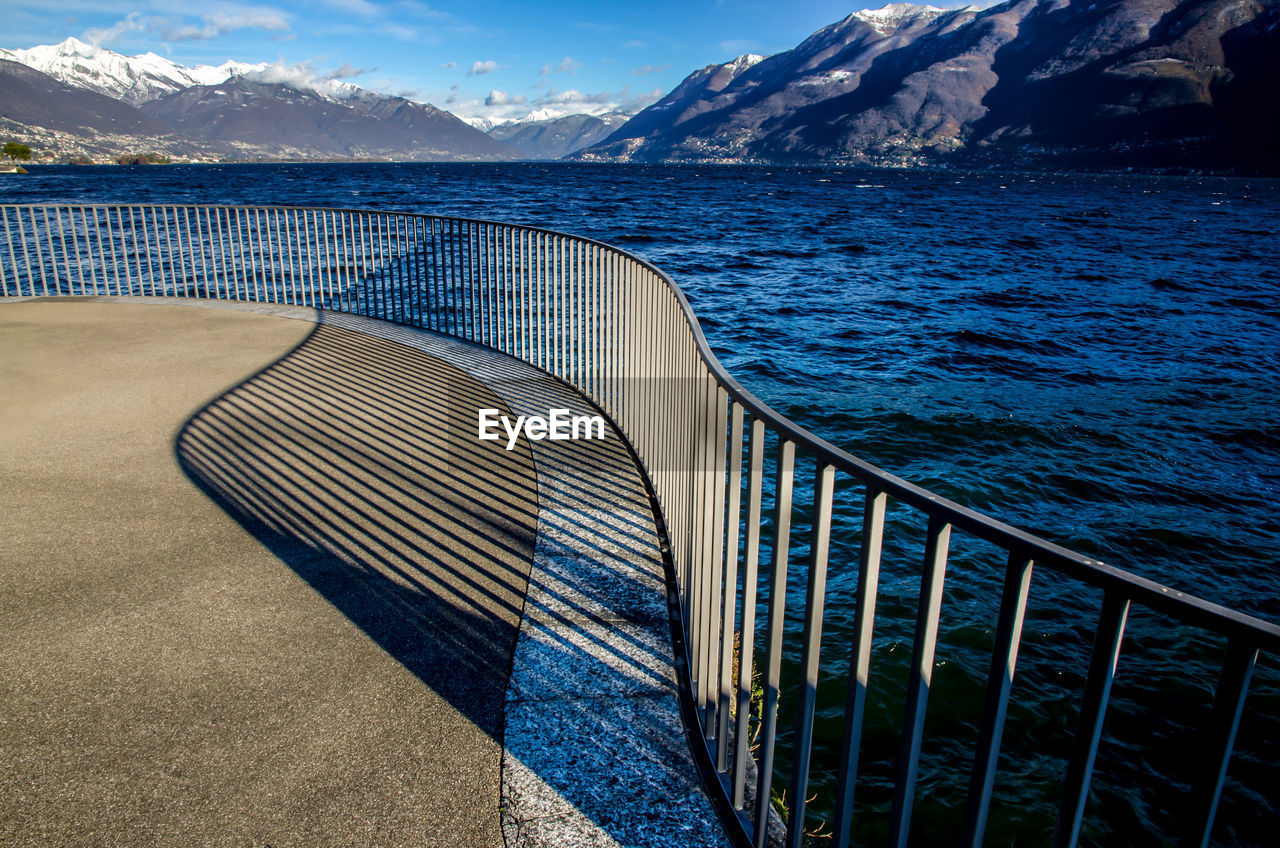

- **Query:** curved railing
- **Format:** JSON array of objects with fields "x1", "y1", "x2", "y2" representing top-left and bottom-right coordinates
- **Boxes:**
[{"x1": 3, "y1": 204, "x2": 1277, "y2": 848}]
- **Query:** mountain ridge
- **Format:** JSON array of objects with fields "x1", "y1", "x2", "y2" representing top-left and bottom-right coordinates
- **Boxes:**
[{"x1": 577, "y1": 0, "x2": 1279, "y2": 173}]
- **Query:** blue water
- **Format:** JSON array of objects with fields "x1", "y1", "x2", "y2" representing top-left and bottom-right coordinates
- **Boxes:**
[{"x1": 5, "y1": 163, "x2": 1278, "y2": 845}]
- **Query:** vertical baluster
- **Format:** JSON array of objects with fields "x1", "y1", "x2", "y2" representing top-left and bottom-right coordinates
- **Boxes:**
[
  {"x1": 963, "y1": 553, "x2": 1036, "y2": 848},
  {"x1": 319, "y1": 210, "x2": 332, "y2": 308},
  {"x1": 689, "y1": 372, "x2": 709, "y2": 707},
  {"x1": 888, "y1": 515, "x2": 953, "y2": 848},
  {"x1": 109, "y1": 206, "x2": 125, "y2": 296},
  {"x1": 339, "y1": 212, "x2": 353, "y2": 312},
  {"x1": 426, "y1": 217, "x2": 439, "y2": 330},
  {"x1": 217, "y1": 208, "x2": 232, "y2": 299},
  {"x1": 208, "y1": 207, "x2": 220, "y2": 296},
  {"x1": 1181, "y1": 639, "x2": 1259, "y2": 848},
  {"x1": 192, "y1": 205, "x2": 206, "y2": 297},
  {"x1": 85, "y1": 207, "x2": 102, "y2": 294},
  {"x1": 832, "y1": 488, "x2": 888, "y2": 848},
  {"x1": 1053, "y1": 590, "x2": 1130, "y2": 848},
  {"x1": 376, "y1": 213, "x2": 387, "y2": 318},
  {"x1": 414, "y1": 217, "x2": 426, "y2": 328},
  {"x1": 55, "y1": 206, "x2": 70, "y2": 295},
  {"x1": 705, "y1": 383, "x2": 729, "y2": 742},
  {"x1": 70, "y1": 206, "x2": 86, "y2": 292},
  {"x1": 478, "y1": 223, "x2": 488, "y2": 345},
  {"x1": 732, "y1": 416, "x2": 766, "y2": 808},
  {"x1": 2, "y1": 208, "x2": 20, "y2": 295},
  {"x1": 561, "y1": 235, "x2": 570, "y2": 378},
  {"x1": 256, "y1": 208, "x2": 268, "y2": 301},
  {"x1": 13, "y1": 207, "x2": 32, "y2": 295},
  {"x1": 21, "y1": 205, "x2": 37, "y2": 295},
  {"x1": 160, "y1": 206, "x2": 175, "y2": 297},
  {"x1": 249, "y1": 209, "x2": 264, "y2": 302},
  {"x1": 84, "y1": 207, "x2": 98, "y2": 294},
  {"x1": 300, "y1": 210, "x2": 314, "y2": 307},
  {"x1": 281, "y1": 207, "x2": 294, "y2": 304},
  {"x1": 472, "y1": 221, "x2": 481, "y2": 341},
  {"x1": 753, "y1": 438, "x2": 795, "y2": 848},
  {"x1": 785, "y1": 462, "x2": 837, "y2": 848},
  {"x1": 202, "y1": 208, "x2": 216, "y2": 298},
  {"x1": 224, "y1": 208, "x2": 238, "y2": 298},
  {"x1": 262, "y1": 208, "x2": 275, "y2": 302},
  {"x1": 32, "y1": 205, "x2": 47, "y2": 294},
  {"x1": 717, "y1": 403, "x2": 746, "y2": 773},
  {"x1": 37, "y1": 207, "x2": 52, "y2": 296},
  {"x1": 566, "y1": 235, "x2": 574, "y2": 380},
  {"x1": 285, "y1": 209, "x2": 299, "y2": 306},
  {"x1": 152, "y1": 207, "x2": 164, "y2": 297},
  {"x1": 454, "y1": 219, "x2": 465, "y2": 337},
  {"x1": 500, "y1": 226, "x2": 510, "y2": 356},
  {"x1": 680, "y1": 343, "x2": 697, "y2": 622},
  {"x1": 144, "y1": 207, "x2": 159, "y2": 297},
  {"x1": 182, "y1": 206, "x2": 198, "y2": 297}
]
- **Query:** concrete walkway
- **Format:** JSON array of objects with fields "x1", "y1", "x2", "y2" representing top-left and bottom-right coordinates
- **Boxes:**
[{"x1": 0, "y1": 298, "x2": 728, "y2": 848}]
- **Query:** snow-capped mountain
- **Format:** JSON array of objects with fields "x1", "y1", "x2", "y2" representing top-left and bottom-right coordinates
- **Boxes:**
[
  {"x1": 0, "y1": 41, "x2": 519, "y2": 162},
  {"x1": 0, "y1": 37, "x2": 265, "y2": 106},
  {"x1": 579, "y1": 0, "x2": 1280, "y2": 173},
  {"x1": 850, "y1": 3, "x2": 949, "y2": 35}
]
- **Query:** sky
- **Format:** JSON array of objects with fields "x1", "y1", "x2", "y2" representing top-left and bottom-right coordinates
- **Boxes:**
[{"x1": 1, "y1": 1, "x2": 980, "y2": 123}]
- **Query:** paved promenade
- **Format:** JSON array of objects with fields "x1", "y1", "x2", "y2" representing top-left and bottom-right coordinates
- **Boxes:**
[{"x1": 0, "y1": 299, "x2": 728, "y2": 848}]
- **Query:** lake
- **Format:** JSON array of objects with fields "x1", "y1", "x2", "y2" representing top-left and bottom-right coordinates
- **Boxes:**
[{"x1": 3, "y1": 162, "x2": 1277, "y2": 845}]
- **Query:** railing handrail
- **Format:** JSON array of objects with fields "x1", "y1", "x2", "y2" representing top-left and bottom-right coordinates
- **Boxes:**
[{"x1": 3, "y1": 201, "x2": 1274, "y2": 848}]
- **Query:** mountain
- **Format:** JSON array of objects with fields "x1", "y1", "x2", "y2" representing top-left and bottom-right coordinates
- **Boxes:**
[
  {"x1": 578, "y1": 0, "x2": 1280, "y2": 172},
  {"x1": 592, "y1": 54, "x2": 765, "y2": 156},
  {"x1": 0, "y1": 38, "x2": 517, "y2": 162},
  {"x1": 0, "y1": 59, "x2": 174, "y2": 138},
  {"x1": 0, "y1": 37, "x2": 263, "y2": 106},
  {"x1": 488, "y1": 113, "x2": 631, "y2": 159},
  {"x1": 138, "y1": 78, "x2": 516, "y2": 160}
]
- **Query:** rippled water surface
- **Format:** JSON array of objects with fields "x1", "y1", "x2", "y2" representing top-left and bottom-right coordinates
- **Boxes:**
[{"x1": 5, "y1": 163, "x2": 1278, "y2": 845}]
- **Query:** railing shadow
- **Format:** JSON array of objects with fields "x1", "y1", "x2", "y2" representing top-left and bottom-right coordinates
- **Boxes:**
[{"x1": 175, "y1": 321, "x2": 541, "y2": 737}]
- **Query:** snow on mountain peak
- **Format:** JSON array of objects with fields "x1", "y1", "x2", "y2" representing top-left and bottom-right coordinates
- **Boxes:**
[
  {"x1": 727, "y1": 54, "x2": 765, "y2": 72},
  {"x1": 0, "y1": 38, "x2": 269, "y2": 105},
  {"x1": 853, "y1": 3, "x2": 948, "y2": 34}
]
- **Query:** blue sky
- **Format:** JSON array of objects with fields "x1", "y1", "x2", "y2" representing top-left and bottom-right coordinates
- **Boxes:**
[{"x1": 2, "y1": 2, "x2": 975, "y2": 122}]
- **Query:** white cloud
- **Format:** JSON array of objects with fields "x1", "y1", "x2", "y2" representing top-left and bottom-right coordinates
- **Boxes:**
[
  {"x1": 540, "y1": 56, "x2": 581, "y2": 77},
  {"x1": 83, "y1": 11, "x2": 146, "y2": 44},
  {"x1": 243, "y1": 59, "x2": 321, "y2": 89},
  {"x1": 468, "y1": 59, "x2": 498, "y2": 76},
  {"x1": 83, "y1": 6, "x2": 290, "y2": 45},
  {"x1": 440, "y1": 61, "x2": 456, "y2": 69},
  {"x1": 631, "y1": 64, "x2": 668, "y2": 76},
  {"x1": 485, "y1": 89, "x2": 526, "y2": 106},
  {"x1": 324, "y1": 63, "x2": 374, "y2": 80}
]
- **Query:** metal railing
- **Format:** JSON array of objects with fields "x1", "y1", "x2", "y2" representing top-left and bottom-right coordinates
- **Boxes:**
[{"x1": 3, "y1": 203, "x2": 1276, "y2": 848}]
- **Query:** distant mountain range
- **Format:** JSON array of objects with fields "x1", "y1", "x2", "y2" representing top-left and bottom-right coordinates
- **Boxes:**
[
  {"x1": 1, "y1": 0, "x2": 1276, "y2": 171},
  {"x1": 0, "y1": 38, "x2": 516, "y2": 162},
  {"x1": 579, "y1": 0, "x2": 1279, "y2": 172},
  {"x1": 488, "y1": 113, "x2": 631, "y2": 160}
]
